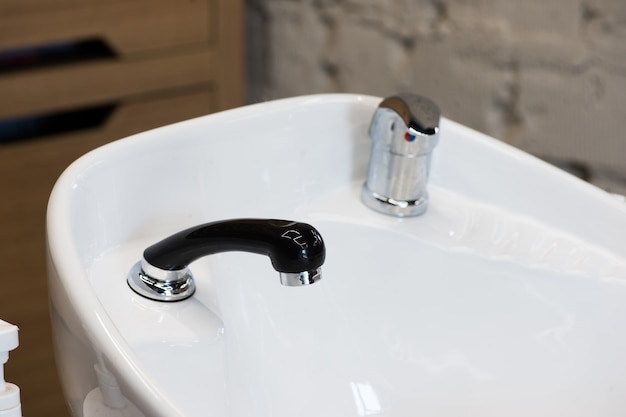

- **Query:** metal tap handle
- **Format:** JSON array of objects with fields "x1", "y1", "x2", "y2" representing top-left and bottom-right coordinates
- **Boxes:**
[
  {"x1": 378, "y1": 93, "x2": 440, "y2": 135},
  {"x1": 370, "y1": 93, "x2": 441, "y2": 157}
]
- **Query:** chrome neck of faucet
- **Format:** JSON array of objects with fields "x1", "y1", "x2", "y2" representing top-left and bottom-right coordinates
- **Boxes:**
[{"x1": 361, "y1": 93, "x2": 441, "y2": 217}]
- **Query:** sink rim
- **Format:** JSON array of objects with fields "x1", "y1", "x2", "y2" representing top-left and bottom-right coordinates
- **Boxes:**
[{"x1": 47, "y1": 93, "x2": 626, "y2": 417}]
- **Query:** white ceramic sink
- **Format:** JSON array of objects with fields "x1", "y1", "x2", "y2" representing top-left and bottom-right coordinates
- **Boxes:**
[{"x1": 47, "y1": 94, "x2": 626, "y2": 417}]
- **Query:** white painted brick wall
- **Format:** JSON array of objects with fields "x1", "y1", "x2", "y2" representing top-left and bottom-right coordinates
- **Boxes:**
[{"x1": 247, "y1": 0, "x2": 626, "y2": 193}]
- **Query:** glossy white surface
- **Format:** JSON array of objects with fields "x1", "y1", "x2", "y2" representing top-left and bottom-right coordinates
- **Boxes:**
[{"x1": 47, "y1": 94, "x2": 626, "y2": 417}]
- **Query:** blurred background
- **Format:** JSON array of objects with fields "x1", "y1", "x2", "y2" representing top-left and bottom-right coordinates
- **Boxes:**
[
  {"x1": 1, "y1": 0, "x2": 625, "y2": 416},
  {"x1": 247, "y1": 0, "x2": 626, "y2": 194}
]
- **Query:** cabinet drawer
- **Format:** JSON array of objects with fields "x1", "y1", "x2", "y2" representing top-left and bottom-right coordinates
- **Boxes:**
[
  {"x1": 1, "y1": 0, "x2": 133, "y2": 14},
  {"x1": 0, "y1": 48, "x2": 215, "y2": 120},
  {"x1": 55, "y1": 87, "x2": 216, "y2": 144},
  {"x1": 0, "y1": 0, "x2": 215, "y2": 55},
  {"x1": 0, "y1": 87, "x2": 215, "y2": 148}
]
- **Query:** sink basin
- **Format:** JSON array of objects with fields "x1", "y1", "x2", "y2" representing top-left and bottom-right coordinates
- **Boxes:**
[{"x1": 47, "y1": 94, "x2": 626, "y2": 417}]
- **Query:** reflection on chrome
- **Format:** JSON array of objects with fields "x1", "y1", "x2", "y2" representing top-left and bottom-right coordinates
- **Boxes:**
[{"x1": 350, "y1": 382, "x2": 382, "y2": 416}]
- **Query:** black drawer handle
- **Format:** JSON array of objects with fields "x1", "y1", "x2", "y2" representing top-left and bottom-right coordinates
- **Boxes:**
[
  {"x1": 0, "y1": 38, "x2": 116, "y2": 74},
  {"x1": 0, "y1": 103, "x2": 116, "y2": 144}
]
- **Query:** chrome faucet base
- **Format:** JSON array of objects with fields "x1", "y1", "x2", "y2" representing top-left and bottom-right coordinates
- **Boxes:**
[
  {"x1": 361, "y1": 185, "x2": 429, "y2": 217},
  {"x1": 127, "y1": 260, "x2": 196, "y2": 302}
]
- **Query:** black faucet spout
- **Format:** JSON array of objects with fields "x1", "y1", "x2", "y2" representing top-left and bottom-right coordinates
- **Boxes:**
[{"x1": 128, "y1": 219, "x2": 326, "y2": 302}]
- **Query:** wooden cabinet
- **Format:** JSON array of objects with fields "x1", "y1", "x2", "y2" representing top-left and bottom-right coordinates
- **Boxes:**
[
  {"x1": 0, "y1": 0, "x2": 244, "y2": 142},
  {"x1": 0, "y1": 2, "x2": 244, "y2": 416}
]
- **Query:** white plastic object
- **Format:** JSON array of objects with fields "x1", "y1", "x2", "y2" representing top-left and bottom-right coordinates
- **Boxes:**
[
  {"x1": 82, "y1": 359, "x2": 145, "y2": 417},
  {"x1": 83, "y1": 388, "x2": 145, "y2": 417},
  {"x1": 94, "y1": 363, "x2": 125, "y2": 409},
  {"x1": 0, "y1": 320, "x2": 21, "y2": 417}
]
